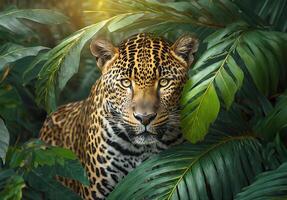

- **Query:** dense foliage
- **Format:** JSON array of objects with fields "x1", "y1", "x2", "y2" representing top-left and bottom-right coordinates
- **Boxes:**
[{"x1": 0, "y1": 0, "x2": 287, "y2": 199}]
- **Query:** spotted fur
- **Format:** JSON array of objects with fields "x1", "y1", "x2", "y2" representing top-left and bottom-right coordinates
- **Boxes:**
[{"x1": 40, "y1": 33, "x2": 198, "y2": 200}]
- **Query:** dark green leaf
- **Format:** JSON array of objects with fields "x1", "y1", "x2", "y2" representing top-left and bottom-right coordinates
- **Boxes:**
[
  {"x1": 0, "y1": 118, "x2": 9, "y2": 163},
  {"x1": 0, "y1": 169, "x2": 24, "y2": 200},
  {"x1": 27, "y1": 168, "x2": 81, "y2": 200},
  {"x1": 55, "y1": 160, "x2": 89, "y2": 186},
  {"x1": 0, "y1": 8, "x2": 68, "y2": 35},
  {"x1": 181, "y1": 21, "x2": 287, "y2": 143},
  {"x1": 35, "y1": 20, "x2": 109, "y2": 112},
  {"x1": 255, "y1": 92, "x2": 287, "y2": 140},
  {"x1": 235, "y1": 162, "x2": 287, "y2": 200},
  {"x1": 108, "y1": 134, "x2": 264, "y2": 200},
  {"x1": 0, "y1": 43, "x2": 48, "y2": 71}
]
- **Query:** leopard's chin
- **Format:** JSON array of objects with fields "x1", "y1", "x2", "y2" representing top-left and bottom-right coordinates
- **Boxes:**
[{"x1": 130, "y1": 131, "x2": 158, "y2": 145}]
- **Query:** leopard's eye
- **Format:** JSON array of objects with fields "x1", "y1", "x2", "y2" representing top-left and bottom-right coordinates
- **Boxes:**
[
  {"x1": 159, "y1": 78, "x2": 169, "y2": 87},
  {"x1": 120, "y1": 79, "x2": 131, "y2": 88}
]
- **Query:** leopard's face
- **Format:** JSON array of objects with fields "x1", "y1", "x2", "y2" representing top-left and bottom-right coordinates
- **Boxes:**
[{"x1": 91, "y1": 33, "x2": 198, "y2": 145}]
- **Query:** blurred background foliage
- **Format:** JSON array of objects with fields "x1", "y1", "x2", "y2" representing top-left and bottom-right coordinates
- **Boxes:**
[{"x1": 0, "y1": 0, "x2": 287, "y2": 199}]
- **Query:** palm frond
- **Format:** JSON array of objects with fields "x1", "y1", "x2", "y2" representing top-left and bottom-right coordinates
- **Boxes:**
[
  {"x1": 0, "y1": 169, "x2": 24, "y2": 200},
  {"x1": 3, "y1": 139, "x2": 89, "y2": 199},
  {"x1": 33, "y1": 20, "x2": 109, "y2": 112},
  {"x1": 263, "y1": 135, "x2": 287, "y2": 170},
  {"x1": 255, "y1": 91, "x2": 287, "y2": 140},
  {"x1": 108, "y1": 133, "x2": 265, "y2": 200},
  {"x1": 181, "y1": 22, "x2": 287, "y2": 143},
  {"x1": 0, "y1": 43, "x2": 48, "y2": 72},
  {"x1": 235, "y1": 161, "x2": 287, "y2": 200},
  {"x1": 0, "y1": 7, "x2": 68, "y2": 35},
  {"x1": 235, "y1": 0, "x2": 287, "y2": 32}
]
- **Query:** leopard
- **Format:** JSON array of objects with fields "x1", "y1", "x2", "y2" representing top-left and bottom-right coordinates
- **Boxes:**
[{"x1": 39, "y1": 33, "x2": 199, "y2": 200}]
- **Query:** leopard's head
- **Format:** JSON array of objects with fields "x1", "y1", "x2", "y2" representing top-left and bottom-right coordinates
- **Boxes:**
[{"x1": 90, "y1": 33, "x2": 198, "y2": 145}]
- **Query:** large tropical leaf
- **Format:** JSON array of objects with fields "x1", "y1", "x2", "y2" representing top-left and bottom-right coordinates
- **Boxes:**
[
  {"x1": 0, "y1": 43, "x2": 48, "y2": 71},
  {"x1": 255, "y1": 91, "x2": 287, "y2": 140},
  {"x1": 0, "y1": 169, "x2": 25, "y2": 200},
  {"x1": 181, "y1": 21, "x2": 287, "y2": 143},
  {"x1": 256, "y1": 0, "x2": 287, "y2": 32},
  {"x1": 32, "y1": 20, "x2": 109, "y2": 112},
  {"x1": 235, "y1": 162, "x2": 287, "y2": 200},
  {"x1": 0, "y1": 7, "x2": 68, "y2": 35},
  {"x1": 108, "y1": 134, "x2": 265, "y2": 200},
  {"x1": 6, "y1": 140, "x2": 88, "y2": 184},
  {"x1": 3, "y1": 140, "x2": 88, "y2": 199},
  {"x1": 26, "y1": 167, "x2": 82, "y2": 200},
  {"x1": 236, "y1": 0, "x2": 287, "y2": 32},
  {"x1": 262, "y1": 135, "x2": 287, "y2": 170},
  {"x1": 84, "y1": 0, "x2": 252, "y2": 29}
]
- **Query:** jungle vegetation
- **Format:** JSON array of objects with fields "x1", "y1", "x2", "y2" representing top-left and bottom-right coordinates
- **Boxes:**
[{"x1": 0, "y1": 0, "x2": 287, "y2": 199}]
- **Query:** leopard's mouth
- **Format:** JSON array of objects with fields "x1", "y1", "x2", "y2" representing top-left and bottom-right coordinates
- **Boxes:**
[
  {"x1": 130, "y1": 132, "x2": 158, "y2": 145},
  {"x1": 121, "y1": 120, "x2": 164, "y2": 144}
]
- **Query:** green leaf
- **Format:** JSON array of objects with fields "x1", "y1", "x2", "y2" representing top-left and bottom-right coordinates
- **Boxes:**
[
  {"x1": 35, "y1": 20, "x2": 109, "y2": 113},
  {"x1": 27, "y1": 168, "x2": 81, "y2": 200},
  {"x1": 5, "y1": 140, "x2": 88, "y2": 199},
  {"x1": 181, "y1": 22, "x2": 287, "y2": 143},
  {"x1": 235, "y1": 162, "x2": 287, "y2": 200},
  {"x1": 238, "y1": 30, "x2": 287, "y2": 95},
  {"x1": 0, "y1": 84, "x2": 21, "y2": 111},
  {"x1": 0, "y1": 8, "x2": 68, "y2": 35},
  {"x1": 0, "y1": 118, "x2": 9, "y2": 163},
  {"x1": 0, "y1": 43, "x2": 48, "y2": 71},
  {"x1": 262, "y1": 135, "x2": 287, "y2": 170},
  {"x1": 254, "y1": 0, "x2": 287, "y2": 32},
  {"x1": 55, "y1": 160, "x2": 89, "y2": 186},
  {"x1": 7, "y1": 139, "x2": 77, "y2": 169},
  {"x1": 85, "y1": 0, "x2": 252, "y2": 29},
  {"x1": 108, "y1": 13, "x2": 144, "y2": 32},
  {"x1": 181, "y1": 23, "x2": 245, "y2": 143},
  {"x1": 255, "y1": 92, "x2": 287, "y2": 140},
  {"x1": 181, "y1": 84, "x2": 220, "y2": 143},
  {"x1": 0, "y1": 169, "x2": 25, "y2": 200},
  {"x1": 108, "y1": 134, "x2": 264, "y2": 200}
]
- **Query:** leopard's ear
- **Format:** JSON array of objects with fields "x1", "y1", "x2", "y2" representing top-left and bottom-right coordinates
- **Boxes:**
[
  {"x1": 171, "y1": 34, "x2": 199, "y2": 67},
  {"x1": 90, "y1": 38, "x2": 118, "y2": 71}
]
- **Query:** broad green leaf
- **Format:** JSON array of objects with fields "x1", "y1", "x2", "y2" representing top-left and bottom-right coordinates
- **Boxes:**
[
  {"x1": 215, "y1": 67, "x2": 238, "y2": 107},
  {"x1": 0, "y1": 43, "x2": 48, "y2": 71},
  {"x1": 0, "y1": 118, "x2": 9, "y2": 163},
  {"x1": 255, "y1": 0, "x2": 287, "y2": 32},
  {"x1": 255, "y1": 92, "x2": 287, "y2": 140},
  {"x1": 235, "y1": 162, "x2": 287, "y2": 200},
  {"x1": 262, "y1": 135, "x2": 287, "y2": 170},
  {"x1": 0, "y1": 8, "x2": 68, "y2": 35},
  {"x1": 0, "y1": 170, "x2": 24, "y2": 200},
  {"x1": 181, "y1": 84, "x2": 220, "y2": 143},
  {"x1": 181, "y1": 22, "x2": 286, "y2": 143},
  {"x1": 7, "y1": 139, "x2": 78, "y2": 168},
  {"x1": 108, "y1": 13, "x2": 144, "y2": 32},
  {"x1": 27, "y1": 168, "x2": 81, "y2": 200},
  {"x1": 35, "y1": 20, "x2": 109, "y2": 112},
  {"x1": 55, "y1": 160, "x2": 89, "y2": 186},
  {"x1": 5, "y1": 140, "x2": 88, "y2": 199},
  {"x1": 237, "y1": 42, "x2": 266, "y2": 94},
  {"x1": 108, "y1": 134, "x2": 264, "y2": 200}
]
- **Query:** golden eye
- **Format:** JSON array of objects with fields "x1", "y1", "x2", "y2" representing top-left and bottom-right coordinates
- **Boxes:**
[
  {"x1": 120, "y1": 79, "x2": 131, "y2": 88},
  {"x1": 159, "y1": 78, "x2": 169, "y2": 87}
]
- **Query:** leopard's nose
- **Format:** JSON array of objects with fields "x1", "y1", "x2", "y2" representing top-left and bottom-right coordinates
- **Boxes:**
[{"x1": 133, "y1": 112, "x2": 157, "y2": 126}]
